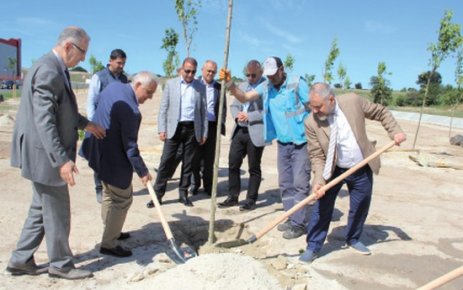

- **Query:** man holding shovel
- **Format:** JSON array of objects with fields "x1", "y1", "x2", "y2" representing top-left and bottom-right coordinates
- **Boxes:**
[
  {"x1": 300, "y1": 82, "x2": 406, "y2": 263},
  {"x1": 82, "y1": 72, "x2": 157, "y2": 257}
]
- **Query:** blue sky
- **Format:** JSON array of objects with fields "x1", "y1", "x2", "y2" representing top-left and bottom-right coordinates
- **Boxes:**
[{"x1": 1, "y1": 0, "x2": 462, "y2": 89}]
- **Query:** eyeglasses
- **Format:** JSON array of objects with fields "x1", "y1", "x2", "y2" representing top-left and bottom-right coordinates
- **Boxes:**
[
  {"x1": 71, "y1": 42, "x2": 86, "y2": 54},
  {"x1": 206, "y1": 69, "x2": 217, "y2": 74},
  {"x1": 246, "y1": 73, "x2": 257, "y2": 78},
  {"x1": 184, "y1": 69, "x2": 196, "y2": 75}
]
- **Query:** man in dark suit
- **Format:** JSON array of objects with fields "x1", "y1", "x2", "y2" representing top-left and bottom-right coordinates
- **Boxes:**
[
  {"x1": 7, "y1": 26, "x2": 105, "y2": 280},
  {"x1": 190, "y1": 60, "x2": 226, "y2": 196},
  {"x1": 82, "y1": 71, "x2": 156, "y2": 257},
  {"x1": 153, "y1": 57, "x2": 207, "y2": 207},
  {"x1": 300, "y1": 82, "x2": 406, "y2": 263},
  {"x1": 218, "y1": 60, "x2": 266, "y2": 211}
]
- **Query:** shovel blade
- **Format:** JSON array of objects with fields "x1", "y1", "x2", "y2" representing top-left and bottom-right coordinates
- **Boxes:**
[{"x1": 168, "y1": 239, "x2": 197, "y2": 264}]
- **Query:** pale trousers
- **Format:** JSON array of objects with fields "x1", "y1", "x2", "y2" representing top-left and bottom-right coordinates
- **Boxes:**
[{"x1": 101, "y1": 182, "x2": 133, "y2": 248}]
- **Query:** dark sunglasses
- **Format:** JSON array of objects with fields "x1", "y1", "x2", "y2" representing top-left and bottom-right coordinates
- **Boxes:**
[
  {"x1": 184, "y1": 69, "x2": 196, "y2": 75},
  {"x1": 246, "y1": 73, "x2": 257, "y2": 78}
]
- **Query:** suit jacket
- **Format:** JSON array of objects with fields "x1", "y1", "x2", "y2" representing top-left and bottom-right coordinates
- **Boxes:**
[
  {"x1": 158, "y1": 77, "x2": 208, "y2": 142},
  {"x1": 230, "y1": 79, "x2": 266, "y2": 147},
  {"x1": 305, "y1": 93, "x2": 404, "y2": 186},
  {"x1": 10, "y1": 51, "x2": 89, "y2": 186},
  {"x1": 81, "y1": 82, "x2": 148, "y2": 189},
  {"x1": 201, "y1": 78, "x2": 226, "y2": 136}
]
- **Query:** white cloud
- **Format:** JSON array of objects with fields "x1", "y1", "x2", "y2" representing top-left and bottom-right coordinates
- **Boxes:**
[
  {"x1": 364, "y1": 20, "x2": 396, "y2": 34},
  {"x1": 269, "y1": 0, "x2": 305, "y2": 10},
  {"x1": 16, "y1": 17, "x2": 55, "y2": 27},
  {"x1": 234, "y1": 29, "x2": 268, "y2": 47},
  {"x1": 261, "y1": 19, "x2": 303, "y2": 44}
]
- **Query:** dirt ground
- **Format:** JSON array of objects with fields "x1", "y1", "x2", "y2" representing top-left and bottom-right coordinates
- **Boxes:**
[{"x1": 0, "y1": 87, "x2": 462, "y2": 290}]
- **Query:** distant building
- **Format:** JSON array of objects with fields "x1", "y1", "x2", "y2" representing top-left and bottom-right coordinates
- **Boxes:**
[{"x1": 0, "y1": 38, "x2": 21, "y2": 81}]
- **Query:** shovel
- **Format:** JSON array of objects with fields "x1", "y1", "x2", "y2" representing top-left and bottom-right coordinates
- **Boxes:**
[
  {"x1": 146, "y1": 181, "x2": 197, "y2": 263},
  {"x1": 216, "y1": 140, "x2": 396, "y2": 248}
]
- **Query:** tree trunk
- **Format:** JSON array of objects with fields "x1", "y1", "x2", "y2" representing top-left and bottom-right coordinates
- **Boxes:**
[
  {"x1": 208, "y1": 0, "x2": 233, "y2": 245},
  {"x1": 413, "y1": 67, "x2": 436, "y2": 149}
]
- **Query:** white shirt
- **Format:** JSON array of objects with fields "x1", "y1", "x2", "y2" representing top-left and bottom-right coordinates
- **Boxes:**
[
  {"x1": 179, "y1": 78, "x2": 195, "y2": 121},
  {"x1": 333, "y1": 103, "x2": 364, "y2": 168},
  {"x1": 204, "y1": 81, "x2": 216, "y2": 121}
]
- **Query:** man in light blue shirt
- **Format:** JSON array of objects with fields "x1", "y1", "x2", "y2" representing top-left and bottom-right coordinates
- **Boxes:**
[{"x1": 222, "y1": 56, "x2": 311, "y2": 239}]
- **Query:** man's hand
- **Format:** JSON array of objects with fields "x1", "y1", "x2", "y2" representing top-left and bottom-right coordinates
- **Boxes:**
[
  {"x1": 200, "y1": 137, "x2": 207, "y2": 145},
  {"x1": 140, "y1": 173, "x2": 152, "y2": 186},
  {"x1": 59, "y1": 160, "x2": 78, "y2": 186},
  {"x1": 313, "y1": 184, "x2": 326, "y2": 199},
  {"x1": 394, "y1": 132, "x2": 406, "y2": 145},
  {"x1": 219, "y1": 68, "x2": 231, "y2": 82},
  {"x1": 237, "y1": 112, "x2": 248, "y2": 122},
  {"x1": 85, "y1": 122, "x2": 106, "y2": 139},
  {"x1": 159, "y1": 132, "x2": 166, "y2": 142}
]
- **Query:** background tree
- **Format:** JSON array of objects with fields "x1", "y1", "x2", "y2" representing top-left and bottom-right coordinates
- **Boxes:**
[
  {"x1": 370, "y1": 61, "x2": 392, "y2": 105},
  {"x1": 355, "y1": 82, "x2": 363, "y2": 90},
  {"x1": 323, "y1": 38, "x2": 340, "y2": 84},
  {"x1": 175, "y1": 0, "x2": 201, "y2": 57},
  {"x1": 416, "y1": 71, "x2": 442, "y2": 105},
  {"x1": 304, "y1": 73, "x2": 316, "y2": 87},
  {"x1": 161, "y1": 28, "x2": 180, "y2": 77},
  {"x1": 70, "y1": 66, "x2": 88, "y2": 73},
  {"x1": 7, "y1": 57, "x2": 17, "y2": 79},
  {"x1": 337, "y1": 63, "x2": 347, "y2": 88},
  {"x1": 284, "y1": 53, "x2": 295, "y2": 72},
  {"x1": 413, "y1": 10, "x2": 462, "y2": 149},
  {"x1": 344, "y1": 76, "x2": 351, "y2": 89},
  {"x1": 88, "y1": 55, "x2": 105, "y2": 74},
  {"x1": 449, "y1": 48, "x2": 463, "y2": 137}
]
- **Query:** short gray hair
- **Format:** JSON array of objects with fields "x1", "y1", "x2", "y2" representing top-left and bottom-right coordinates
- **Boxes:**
[
  {"x1": 131, "y1": 71, "x2": 158, "y2": 88},
  {"x1": 310, "y1": 82, "x2": 335, "y2": 100},
  {"x1": 56, "y1": 26, "x2": 90, "y2": 46}
]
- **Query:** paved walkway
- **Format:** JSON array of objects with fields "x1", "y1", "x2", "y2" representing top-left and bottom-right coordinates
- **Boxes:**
[{"x1": 391, "y1": 110, "x2": 463, "y2": 129}]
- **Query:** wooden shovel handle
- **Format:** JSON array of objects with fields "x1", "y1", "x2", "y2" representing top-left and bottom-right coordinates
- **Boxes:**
[
  {"x1": 254, "y1": 140, "x2": 397, "y2": 240},
  {"x1": 417, "y1": 265, "x2": 463, "y2": 290},
  {"x1": 146, "y1": 181, "x2": 174, "y2": 240}
]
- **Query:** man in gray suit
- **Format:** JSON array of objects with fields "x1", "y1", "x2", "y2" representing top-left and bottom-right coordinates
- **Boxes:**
[
  {"x1": 218, "y1": 60, "x2": 266, "y2": 211},
  {"x1": 7, "y1": 26, "x2": 105, "y2": 280},
  {"x1": 153, "y1": 57, "x2": 207, "y2": 207}
]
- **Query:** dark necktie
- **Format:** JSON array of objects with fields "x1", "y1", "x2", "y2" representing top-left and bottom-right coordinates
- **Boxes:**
[{"x1": 64, "y1": 69, "x2": 71, "y2": 87}]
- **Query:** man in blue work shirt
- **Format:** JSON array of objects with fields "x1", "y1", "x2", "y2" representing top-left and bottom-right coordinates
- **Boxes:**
[{"x1": 221, "y1": 56, "x2": 311, "y2": 239}]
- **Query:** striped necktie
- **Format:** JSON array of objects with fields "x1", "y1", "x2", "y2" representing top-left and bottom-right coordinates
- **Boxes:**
[{"x1": 322, "y1": 114, "x2": 337, "y2": 180}]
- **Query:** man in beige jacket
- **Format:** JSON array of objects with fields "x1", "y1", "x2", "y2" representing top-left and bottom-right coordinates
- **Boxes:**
[{"x1": 300, "y1": 82, "x2": 406, "y2": 263}]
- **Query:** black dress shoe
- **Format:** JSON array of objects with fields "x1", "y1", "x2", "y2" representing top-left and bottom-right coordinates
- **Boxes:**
[
  {"x1": 100, "y1": 246, "x2": 132, "y2": 257},
  {"x1": 146, "y1": 196, "x2": 162, "y2": 208},
  {"x1": 218, "y1": 197, "x2": 239, "y2": 208},
  {"x1": 190, "y1": 188, "x2": 199, "y2": 195},
  {"x1": 179, "y1": 196, "x2": 194, "y2": 207},
  {"x1": 239, "y1": 201, "x2": 256, "y2": 211},
  {"x1": 117, "y1": 232, "x2": 131, "y2": 240}
]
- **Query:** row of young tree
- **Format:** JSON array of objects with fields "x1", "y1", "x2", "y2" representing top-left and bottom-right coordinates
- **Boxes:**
[{"x1": 160, "y1": 4, "x2": 462, "y2": 150}]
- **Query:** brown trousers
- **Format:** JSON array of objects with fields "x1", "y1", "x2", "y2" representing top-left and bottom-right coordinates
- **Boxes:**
[{"x1": 101, "y1": 182, "x2": 133, "y2": 248}]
